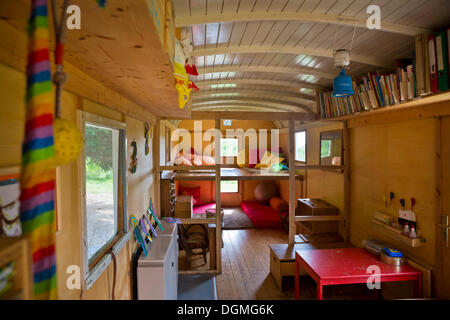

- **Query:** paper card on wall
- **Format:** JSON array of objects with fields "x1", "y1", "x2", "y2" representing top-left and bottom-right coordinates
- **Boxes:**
[{"x1": 0, "y1": 176, "x2": 22, "y2": 237}]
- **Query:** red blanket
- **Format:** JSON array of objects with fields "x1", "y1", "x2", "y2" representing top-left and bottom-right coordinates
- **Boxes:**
[{"x1": 240, "y1": 201, "x2": 282, "y2": 228}]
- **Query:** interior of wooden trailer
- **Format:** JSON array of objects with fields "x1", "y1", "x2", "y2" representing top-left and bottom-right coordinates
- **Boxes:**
[{"x1": 0, "y1": 0, "x2": 450, "y2": 302}]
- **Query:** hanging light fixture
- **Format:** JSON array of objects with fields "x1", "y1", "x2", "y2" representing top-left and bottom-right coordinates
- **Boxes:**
[
  {"x1": 332, "y1": 50, "x2": 354, "y2": 97},
  {"x1": 332, "y1": 23, "x2": 358, "y2": 97}
]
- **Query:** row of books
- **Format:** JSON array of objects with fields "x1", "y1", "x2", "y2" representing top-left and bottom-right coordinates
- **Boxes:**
[
  {"x1": 318, "y1": 68, "x2": 416, "y2": 119},
  {"x1": 318, "y1": 27, "x2": 449, "y2": 119}
]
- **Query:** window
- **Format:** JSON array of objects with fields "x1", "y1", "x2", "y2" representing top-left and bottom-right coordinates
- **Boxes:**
[
  {"x1": 320, "y1": 139, "x2": 332, "y2": 158},
  {"x1": 221, "y1": 180, "x2": 238, "y2": 193},
  {"x1": 79, "y1": 111, "x2": 128, "y2": 286},
  {"x1": 220, "y1": 138, "x2": 238, "y2": 157},
  {"x1": 295, "y1": 131, "x2": 306, "y2": 162}
]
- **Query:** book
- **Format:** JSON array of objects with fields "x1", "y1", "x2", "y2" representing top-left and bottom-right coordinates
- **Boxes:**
[
  {"x1": 428, "y1": 34, "x2": 439, "y2": 92},
  {"x1": 436, "y1": 30, "x2": 449, "y2": 91}
]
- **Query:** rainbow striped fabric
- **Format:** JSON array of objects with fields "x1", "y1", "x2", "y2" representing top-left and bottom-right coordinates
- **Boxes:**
[{"x1": 20, "y1": 0, "x2": 57, "y2": 300}]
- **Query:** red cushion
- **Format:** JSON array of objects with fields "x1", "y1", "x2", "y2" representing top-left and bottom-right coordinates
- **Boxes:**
[
  {"x1": 240, "y1": 201, "x2": 282, "y2": 228},
  {"x1": 178, "y1": 185, "x2": 203, "y2": 206},
  {"x1": 193, "y1": 202, "x2": 216, "y2": 214}
]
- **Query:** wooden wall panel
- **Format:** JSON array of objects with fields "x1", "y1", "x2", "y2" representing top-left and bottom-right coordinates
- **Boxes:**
[
  {"x1": 349, "y1": 119, "x2": 437, "y2": 266},
  {"x1": 0, "y1": 64, "x2": 25, "y2": 167},
  {"x1": 0, "y1": 63, "x2": 157, "y2": 300}
]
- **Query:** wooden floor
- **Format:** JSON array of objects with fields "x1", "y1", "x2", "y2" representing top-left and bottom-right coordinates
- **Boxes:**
[
  {"x1": 216, "y1": 228, "x2": 291, "y2": 300},
  {"x1": 214, "y1": 228, "x2": 381, "y2": 300}
]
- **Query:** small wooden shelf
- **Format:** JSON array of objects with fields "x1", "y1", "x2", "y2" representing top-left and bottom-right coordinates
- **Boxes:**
[
  {"x1": 319, "y1": 91, "x2": 450, "y2": 125},
  {"x1": 371, "y1": 219, "x2": 425, "y2": 248}
]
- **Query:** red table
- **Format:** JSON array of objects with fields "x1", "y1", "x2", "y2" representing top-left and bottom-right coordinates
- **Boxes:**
[{"x1": 295, "y1": 248, "x2": 422, "y2": 300}]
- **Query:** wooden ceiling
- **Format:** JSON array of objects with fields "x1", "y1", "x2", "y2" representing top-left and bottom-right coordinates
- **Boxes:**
[
  {"x1": 173, "y1": 0, "x2": 450, "y2": 120},
  {"x1": 0, "y1": 0, "x2": 190, "y2": 119}
]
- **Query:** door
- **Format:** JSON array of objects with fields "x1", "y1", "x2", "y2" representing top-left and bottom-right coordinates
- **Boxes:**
[{"x1": 437, "y1": 116, "x2": 450, "y2": 298}]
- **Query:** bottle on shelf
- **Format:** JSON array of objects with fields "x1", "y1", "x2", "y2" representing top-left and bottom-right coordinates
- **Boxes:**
[
  {"x1": 402, "y1": 223, "x2": 410, "y2": 237},
  {"x1": 410, "y1": 226, "x2": 417, "y2": 239}
]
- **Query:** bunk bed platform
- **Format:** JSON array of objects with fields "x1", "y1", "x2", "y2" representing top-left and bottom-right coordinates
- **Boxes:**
[{"x1": 161, "y1": 167, "x2": 304, "y2": 181}]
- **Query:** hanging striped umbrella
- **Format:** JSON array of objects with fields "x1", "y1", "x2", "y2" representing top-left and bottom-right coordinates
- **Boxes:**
[{"x1": 20, "y1": 0, "x2": 57, "y2": 300}]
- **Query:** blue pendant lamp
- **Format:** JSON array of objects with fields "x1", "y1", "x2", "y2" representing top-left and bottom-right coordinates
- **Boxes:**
[
  {"x1": 331, "y1": 22, "x2": 358, "y2": 98},
  {"x1": 332, "y1": 68, "x2": 354, "y2": 97}
]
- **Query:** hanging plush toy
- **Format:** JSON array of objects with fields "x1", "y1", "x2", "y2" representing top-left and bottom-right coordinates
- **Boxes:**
[
  {"x1": 174, "y1": 59, "x2": 192, "y2": 110},
  {"x1": 51, "y1": 0, "x2": 83, "y2": 166}
]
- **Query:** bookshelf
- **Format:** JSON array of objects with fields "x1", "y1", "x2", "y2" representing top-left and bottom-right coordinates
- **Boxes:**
[{"x1": 319, "y1": 90, "x2": 450, "y2": 126}]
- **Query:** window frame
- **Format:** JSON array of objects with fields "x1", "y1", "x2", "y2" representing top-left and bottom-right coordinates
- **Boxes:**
[
  {"x1": 220, "y1": 180, "x2": 239, "y2": 194},
  {"x1": 294, "y1": 130, "x2": 307, "y2": 164},
  {"x1": 77, "y1": 110, "x2": 129, "y2": 289},
  {"x1": 220, "y1": 137, "x2": 239, "y2": 165}
]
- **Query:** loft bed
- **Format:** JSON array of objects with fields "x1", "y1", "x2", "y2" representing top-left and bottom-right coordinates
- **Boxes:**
[
  {"x1": 154, "y1": 111, "x2": 341, "y2": 276},
  {"x1": 160, "y1": 166, "x2": 304, "y2": 181}
]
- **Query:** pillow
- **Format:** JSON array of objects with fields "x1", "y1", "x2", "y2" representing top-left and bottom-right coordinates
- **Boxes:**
[
  {"x1": 270, "y1": 197, "x2": 288, "y2": 212},
  {"x1": 191, "y1": 154, "x2": 202, "y2": 166},
  {"x1": 237, "y1": 149, "x2": 247, "y2": 168},
  {"x1": 254, "y1": 182, "x2": 277, "y2": 204},
  {"x1": 248, "y1": 149, "x2": 264, "y2": 168},
  {"x1": 178, "y1": 185, "x2": 203, "y2": 206},
  {"x1": 202, "y1": 155, "x2": 215, "y2": 166},
  {"x1": 255, "y1": 151, "x2": 284, "y2": 169},
  {"x1": 174, "y1": 154, "x2": 192, "y2": 166}
]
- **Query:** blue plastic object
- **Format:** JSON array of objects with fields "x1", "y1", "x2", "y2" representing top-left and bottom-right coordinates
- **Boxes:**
[
  {"x1": 383, "y1": 247, "x2": 403, "y2": 257},
  {"x1": 332, "y1": 69, "x2": 354, "y2": 97}
]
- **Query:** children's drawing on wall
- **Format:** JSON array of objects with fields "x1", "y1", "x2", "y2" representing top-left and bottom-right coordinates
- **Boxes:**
[{"x1": 0, "y1": 175, "x2": 21, "y2": 237}]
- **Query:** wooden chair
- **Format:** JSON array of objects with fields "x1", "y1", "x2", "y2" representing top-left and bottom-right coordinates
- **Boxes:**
[{"x1": 178, "y1": 224, "x2": 209, "y2": 266}]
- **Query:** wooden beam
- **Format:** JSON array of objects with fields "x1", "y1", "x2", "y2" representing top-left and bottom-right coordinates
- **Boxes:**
[
  {"x1": 278, "y1": 120, "x2": 342, "y2": 132},
  {"x1": 154, "y1": 119, "x2": 161, "y2": 214},
  {"x1": 192, "y1": 89, "x2": 316, "y2": 102},
  {"x1": 343, "y1": 120, "x2": 350, "y2": 242},
  {"x1": 295, "y1": 165, "x2": 345, "y2": 172},
  {"x1": 191, "y1": 104, "x2": 301, "y2": 113},
  {"x1": 195, "y1": 79, "x2": 323, "y2": 90},
  {"x1": 288, "y1": 119, "x2": 296, "y2": 244},
  {"x1": 173, "y1": 111, "x2": 318, "y2": 121},
  {"x1": 295, "y1": 215, "x2": 344, "y2": 222},
  {"x1": 214, "y1": 119, "x2": 222, "y2": 274},
  {"x1": 198, "y1": 65, "x2": 336, "y2": 80},
  {"x1": 193, "y1": 46, "x2": 391, "y2": 68},
  {"x1": 175, "y1": 11, "x2": 429, "y2": 36},
  {"x1": 192, "y1": 97, "x2": 314, "y2": 113}
]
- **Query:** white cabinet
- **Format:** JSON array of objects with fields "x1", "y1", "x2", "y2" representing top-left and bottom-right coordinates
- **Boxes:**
[{"x1": 137, "y1": 221, "x2": 178, "y2": 300}]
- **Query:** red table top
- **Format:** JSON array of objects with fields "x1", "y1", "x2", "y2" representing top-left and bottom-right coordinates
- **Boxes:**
[{"x1": 295, "y1": 248, "x2": 421, "y2": 280}]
